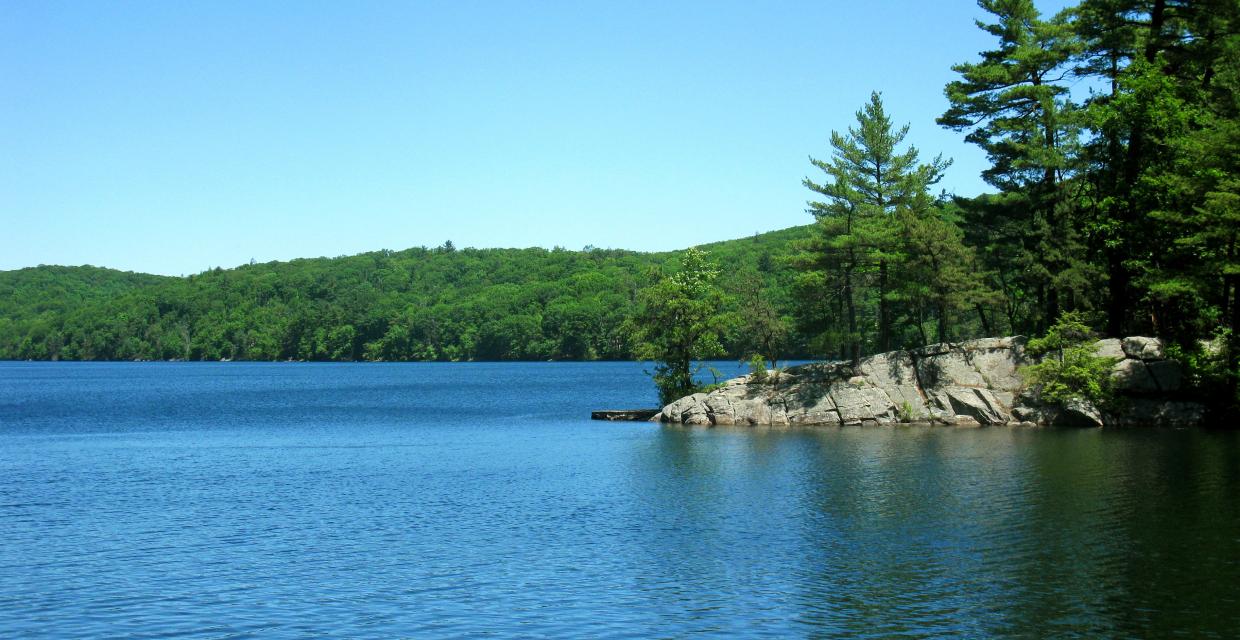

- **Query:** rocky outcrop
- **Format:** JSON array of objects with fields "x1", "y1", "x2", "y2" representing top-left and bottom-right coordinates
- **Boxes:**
[{"x1": 657, "y1": 336, "x2": 1205, "y2": 428}]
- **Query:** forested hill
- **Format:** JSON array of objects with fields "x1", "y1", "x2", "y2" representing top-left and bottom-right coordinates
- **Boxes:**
[
  {"x1": 0, "y1": 226, "x2": 813, "y2": 362},
  {"x1": 0, "y1": 266, "x2": 174, "y2": 323}
]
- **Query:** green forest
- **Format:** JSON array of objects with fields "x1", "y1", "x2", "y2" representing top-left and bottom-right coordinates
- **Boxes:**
[
  {"x1": 0, "y1": 229, "x2": 810, "y2": 363},
  {"x1": 3, "y1": 0, "x2": 1238, "y2": 401}
]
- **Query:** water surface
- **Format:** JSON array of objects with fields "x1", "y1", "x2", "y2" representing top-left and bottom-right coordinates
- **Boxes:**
[{"x1": 2, "y1": 362, "x2": 1238, "y2": 637}]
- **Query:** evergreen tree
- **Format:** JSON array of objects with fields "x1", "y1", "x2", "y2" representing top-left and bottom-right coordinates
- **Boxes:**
[
  {"x1": 627, "y1": 248, "x2": 733, "y2": 405},
  {"x1": 939, "y1": 0, "x2": 1091, "y2": 331},
  {"x1": 1074, "y1": 0, "x2": 1240, "y2": 340},
  {"x1": 734, "y1": 271, "x2": 792, "y2": 369},
  {"x1": 796, "y1": 92, "x2": 948, "y2": 364},
  {"x1": 897, "y1": 204, "x2": 998, "y2": 343}
]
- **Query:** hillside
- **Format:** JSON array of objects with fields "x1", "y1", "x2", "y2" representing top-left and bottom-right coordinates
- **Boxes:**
[{"x1": 0, "y1": 227, "x2": 814, "y2": 361}]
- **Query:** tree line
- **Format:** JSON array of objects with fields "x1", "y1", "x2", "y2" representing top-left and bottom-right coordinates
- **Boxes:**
[
  {"x1": 0, "y1": 232, "x2": 807, "y2": 364},
  {"x1": 630, "y1": 0, "x2": 1239, "y2": 404},
  {"x1": 797, "y1": 0, "x2": 1238, "y2": 361}
]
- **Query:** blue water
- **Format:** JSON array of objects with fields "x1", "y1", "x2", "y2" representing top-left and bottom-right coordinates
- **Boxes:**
[{"x1": 2, "y1": 362, "x2": 1239, "y2": 638}]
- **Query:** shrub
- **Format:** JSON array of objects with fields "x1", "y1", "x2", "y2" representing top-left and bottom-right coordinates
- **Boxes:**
[
  {"x1": 628, "y1": 248, "x2": 732, "y2": 406},
  {"x1": 1021, "y1": 312, "x2": 1119, "y2": 408},
  {"x1": 1166, "y1": 327, "x2": 1237, "y2": 407},
  {"x1": 747, "y1": 354, "x2": 769, "y2": 383},
  {"x1": 897, "y1": 400, "x2": 923, "y2": 423}
]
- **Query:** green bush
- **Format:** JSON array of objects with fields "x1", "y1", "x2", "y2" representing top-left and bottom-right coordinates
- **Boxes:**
[
  {"x1": 897, "y1": 400, "x2": 923, "y2": 423},
  {"x1": 1166, "y1": 328, "x2": 1237, "y2": 406},
  {"x1": 629, "y1": 249, "x2": 733, "y2": 405},
  {"x1": 747, "y1": 354, "x2": 769, "y2": 383},
  {"x1": 1021, "y1": 312, "x2": 1119, "y2": 408}
]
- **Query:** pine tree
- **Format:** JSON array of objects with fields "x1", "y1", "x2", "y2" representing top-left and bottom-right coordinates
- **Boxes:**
[
  {"x1": 1074, "y1": 0, "x2": 1240, "y2": 338},
  {"x1": 897, "y1": 204, "x2": 998, "y2": 343},
  {"x1": 627, "y1": 248, "x2": 733, "y2": 405},
  {"x1": 939, "y1": 0, "x2": 1089, "y2": 331},
  {"x1": 796, "y1": 92, "x2": 949, "y2": 363}
]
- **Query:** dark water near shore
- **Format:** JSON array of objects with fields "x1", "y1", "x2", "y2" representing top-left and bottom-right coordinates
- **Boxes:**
[{"x1": 2, "y1": 362, "x2": 1239, "y2": 638}]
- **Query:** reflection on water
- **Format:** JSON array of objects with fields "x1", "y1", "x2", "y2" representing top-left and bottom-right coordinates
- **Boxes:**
[
  {"x1": 1, "y1": 362, "x2": 1238, "y2": 638},
  {"x1": 633, "y1": 425, "x2": 1240, "y2": 637}
]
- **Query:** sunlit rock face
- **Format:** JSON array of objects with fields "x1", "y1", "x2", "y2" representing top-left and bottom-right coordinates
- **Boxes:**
[{"x1": 657, "y1": 336, "x2": 1205, "y2": 428}]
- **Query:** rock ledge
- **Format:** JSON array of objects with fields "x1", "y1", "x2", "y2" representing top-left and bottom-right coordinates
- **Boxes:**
[{"x1": 657, "y1": 337, "x2": 1204, "y2": 428}]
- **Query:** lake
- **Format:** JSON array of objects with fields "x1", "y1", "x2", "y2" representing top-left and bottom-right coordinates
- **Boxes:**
[{"x1": 2, "y1": 361, "x2": 1238, "y2": 638}]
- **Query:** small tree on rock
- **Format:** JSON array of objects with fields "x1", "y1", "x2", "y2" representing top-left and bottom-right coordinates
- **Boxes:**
[{"x1": 628, "y1": 248, "x2": 732, "y2": 405}]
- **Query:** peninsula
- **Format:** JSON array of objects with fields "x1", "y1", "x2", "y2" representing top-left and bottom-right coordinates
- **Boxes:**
[{"x1": 657, "y1": 336, "x2": 1205, "y2": 429}]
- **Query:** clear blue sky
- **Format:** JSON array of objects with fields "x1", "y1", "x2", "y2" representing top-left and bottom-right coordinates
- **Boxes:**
[{"x1": 1, "y1": 0, "x2": 1077, "y2": 276}]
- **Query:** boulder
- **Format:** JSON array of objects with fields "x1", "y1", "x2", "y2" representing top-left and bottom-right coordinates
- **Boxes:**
[
  {"x1": 943, "y1": 387, "x2": 1012, "y2": 425},
  {"x1": 1011, "y1": 403, "x2": 1045, "y2": 424},
  {"x1": 1112, "y1": 359, "x2": 1159, "y2": 393},
  {"x1": 1122, "y1": 336, "x2": 1165, "y2": 360},
  {"x1": 912, "y1": 342, "x2": 953, "y2": 357},
  {"x1": 966, "y1": 336, "x2": 1022, "y2": 350},
  {"x1": 916, "y1": 348, "x2": 986, "y2": 388},
  {"x1": 829, "y1": 383, "x2": 879, "y2": 425},
  {"x1": 969, "y1": 340, "x2": 1028, "y2": 392},
  {"x1": 783, "y1": 384, "x2": 840, "y2": 425},
  {"x1": 1111, "y1": 399, "x2": 1205, "y2": 427},
  {"x1": 858, "y1": 351, "x2": 928, "y2": 417},
  {"x1": 1145, "y1": 360, "x2": 1183, "y2": 392},
  {"x1": 660, "y1": 393, "x2": 711, "y2": 425},
  {"x1": 703, "y1": 393, "x2": 736, "y2": 425},
  {"x1": 1094, "y1": 338, "x2": 1125, "y2": 360},
  {"x1": 1054, "y1": 399, "x2": 1105, "y2": 428}
]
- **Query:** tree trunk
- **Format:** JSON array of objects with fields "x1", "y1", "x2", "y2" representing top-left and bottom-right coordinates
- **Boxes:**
[
  {"x1": 844, "y1": 267, "x2": 860, "y2": 367},
  {"x1": 1106, "y1": 0, "x2": 1168, "y2": 338},
  {"x1": 915, "y1": 303, "x2": 928, "y2": 347},
  {"x1": 878, "y1": 260, "x2": 890, "y2": 352},
  {"x1": 1107, "y1": 251, "x2": 1129, "y2": 337},
  {"x1": 1035, "y1": 284, "x2": 1046, "y2": 334},
  {"x1": 1144, "y1": 0, "x2": 1167, "y2": 64},
  {"x1": 1104, "y1": 52, "x2": 1128, "y2": 339},
  {"x1": 1228, "y1": 275, "x2": 1239, "y2": 405},
  {"x1": 976, "y1": 303, "x2": 992, "y2": 337},
  {"x1": 835, "y1": 286, "x2": 846, "y2": 360},
  {"x1": 1047, "y1": 285, "x2": 1061, "y2": 328}
]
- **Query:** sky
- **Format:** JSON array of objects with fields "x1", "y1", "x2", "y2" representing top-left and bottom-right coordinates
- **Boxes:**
[{"x1": 1, "y1": 0, "x2": 1079, "y2": 276}]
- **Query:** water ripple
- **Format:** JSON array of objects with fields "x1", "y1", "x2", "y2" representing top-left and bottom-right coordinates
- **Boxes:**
[{"x1": 2, "y1": 362, "x2": 1239, "y2": 637}]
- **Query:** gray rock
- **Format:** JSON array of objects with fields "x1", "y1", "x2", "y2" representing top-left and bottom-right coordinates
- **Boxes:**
[
  {"x1": 1145, "y1": 360, "x2": 1183, "y2": 392},
  {"x1": 1094, "y1": 338, "x2": 1125, "y2": 360},
  {"x1": 916, "y1": 349, "x2": 986, "y2": 388},
  {"x1": 952, "y1": 415, "x2": 983, "y2": 427},
  {"x1": 654, "y1": 336, "x2": 1203, "y2": 428},
  {"x1": 1112, "y1": 359, "x2": 1159, "y2": 393},
  {"x1": 944, "y1": 387, "x2": 1011, "y2": 425},
  {"x1": 967, "y1": 336, "x2": 1022, "y2": 350},
  {"x1": 661, "y1": 393, "x2": 710, "y2": 425},
  {"x1": 829, "y1": 383, "x2": 877, "y2": 425},
  {"x1": 1012, "y1": 404, "x2": 1045, "y2": 423},
  {"x1": 784, "y1": 385, "x2": 839, "y2": 425},
  {"x1": 1111, "y1": 399, "x2": 1205, "y2": 426},
  {"x1": 1122, "y1": 336, "x2": 1165, "y2": 360},
  {"x1": 1055, "y1": 399, "x2": 1105, "y2": 428},
  {"x1": 912, "y1": 342, "x2": 953, "y2": 357},
  {"x1": 858, "y1": 351, "x2": 929, "y2": 418},
  {"x1": 703, "y1": 393, "x2": 736, "y2": 425},
  {"x1": 864, "y1": 387, "x2": 898, "y2": 422},
  {"x1": 969, "y1": 342, "x2": 1028, "y2": 392}
]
